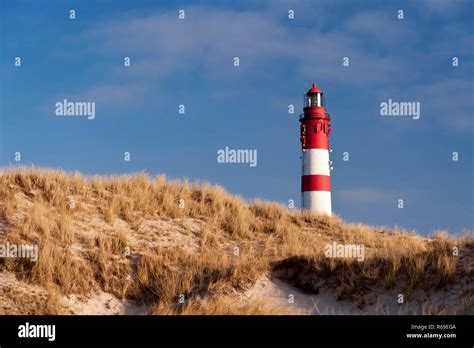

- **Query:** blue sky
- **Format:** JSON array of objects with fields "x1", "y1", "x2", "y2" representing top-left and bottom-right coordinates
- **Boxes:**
[{"x1": 1, "y1": 0, "x2": 473, "y2": 235}]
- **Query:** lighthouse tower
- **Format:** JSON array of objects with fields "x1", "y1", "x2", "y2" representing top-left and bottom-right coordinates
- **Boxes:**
[{"x1": 300, "y1": 83, "x2": 332, "y2": 215}]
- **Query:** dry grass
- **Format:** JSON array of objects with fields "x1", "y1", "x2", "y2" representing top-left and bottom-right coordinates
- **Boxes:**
[
  {"x1": 172, "y1": 297, "x2": 288, "y2": 315},
  {"x1": 0, "y1": 166, "x2": 472, "y2": 314},
  {"x1": 273, "y1": 236, "x2": 472, "y2": 301}
]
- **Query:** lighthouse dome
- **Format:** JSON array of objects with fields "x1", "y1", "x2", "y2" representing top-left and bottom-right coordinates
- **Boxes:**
[{"x1": 306, "y1": 83, "x2": 322, "y2": 95}]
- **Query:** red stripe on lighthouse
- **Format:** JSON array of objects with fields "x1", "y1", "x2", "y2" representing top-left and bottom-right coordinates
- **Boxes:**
[
  {"x1": 303, "y1": 133, "x2": 329, "y2": 150},
  {"x1": 301, "y1": 175, "x2": 331, "y2": 192}
]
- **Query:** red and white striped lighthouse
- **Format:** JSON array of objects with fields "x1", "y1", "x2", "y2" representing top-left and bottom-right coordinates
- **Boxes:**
[{"x1": 300, "y1": 83, "x2": 332, "y2": 215}]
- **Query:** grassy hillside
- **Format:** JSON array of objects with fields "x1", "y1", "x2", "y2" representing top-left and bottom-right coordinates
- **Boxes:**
[{"x1": 0, "y1": 167, "x2": 472, "y2": 314}]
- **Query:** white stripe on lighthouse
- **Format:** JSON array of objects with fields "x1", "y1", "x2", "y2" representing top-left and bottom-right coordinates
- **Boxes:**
[
  {"x1": 302, "y1": 149, "x2": 330, "y2": 176},
  {"x1": 302, "y1": 191, "x2": 332, "y2": 215}
]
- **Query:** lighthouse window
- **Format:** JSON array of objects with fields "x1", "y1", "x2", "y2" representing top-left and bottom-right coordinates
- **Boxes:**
[
  {"x1": 305, "y1": 93, "x2": 324, "y2": 107},
  {"x1": 305, "y1": 93, "x2": 325, "y2": 107},
  {"x1": 305, "y1": 95, "x2": 316, "y2": 107}
]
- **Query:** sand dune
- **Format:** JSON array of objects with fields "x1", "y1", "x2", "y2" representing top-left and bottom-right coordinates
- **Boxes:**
[{"x1": 0, "y1": 167, "x2": 472, "y2": 315}]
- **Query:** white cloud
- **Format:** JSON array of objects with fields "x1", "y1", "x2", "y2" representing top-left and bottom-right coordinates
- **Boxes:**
[
  {"x1": 53, "y1": 4, "x2": 471, "y2": 133},
  {"x1": 344, "y1": 10, "x2": 417, "y2": 46},
  {"x1": 83, "y1": 6, "x2": 413, "y2": 86}
]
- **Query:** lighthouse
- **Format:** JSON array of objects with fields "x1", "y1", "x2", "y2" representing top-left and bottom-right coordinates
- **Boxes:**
[{"x1": 300, "y1": 83, "x2": 332, "y2": 215}]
